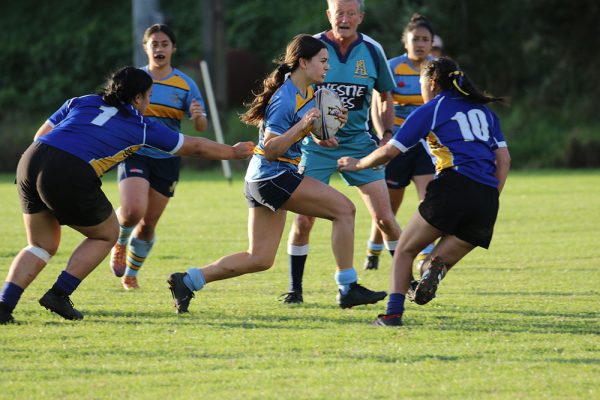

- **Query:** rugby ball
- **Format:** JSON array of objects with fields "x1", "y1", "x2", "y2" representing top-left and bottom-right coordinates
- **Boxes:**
[{"x1": 312, "y1": 88, "x2": 343, "y2": 140}]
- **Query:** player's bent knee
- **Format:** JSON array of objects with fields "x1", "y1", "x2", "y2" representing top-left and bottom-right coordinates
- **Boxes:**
[
  {"x1": 295, "y1": 215, "x2": 316, "y2": 232},
  {"x1": 24, "y1": 245, "x2": 53, "y2": 263},
  {"x1": 249, "y1": 260, "x2": 274, "y2": 272}
]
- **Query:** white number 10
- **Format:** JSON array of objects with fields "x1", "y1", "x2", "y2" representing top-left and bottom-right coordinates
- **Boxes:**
[
  {"x1": 91, "y1": 106, "x2": 118, "y2": 126},
  {"x1": 451, "y1": 109, "x2": 489, "y2": 141}
]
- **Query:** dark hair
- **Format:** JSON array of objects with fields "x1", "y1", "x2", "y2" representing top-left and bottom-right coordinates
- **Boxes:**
[
  {"x1": 402, "y1": 13, "x2": 434, "y2": 42},
  {"x1": 422, "y1": 57, "x2": 506, "y2": 104},
  {"x1": 101, "y1": 66, "x2": 153, "y2": 107},
  {"x1": 241, "y1": 34, "x2": 326, "y2": 126},
  {"x1": 143, "y1": 23, "x2": 177, "y2": 46}
]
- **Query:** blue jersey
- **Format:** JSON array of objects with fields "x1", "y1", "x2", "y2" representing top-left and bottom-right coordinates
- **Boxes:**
[
  {"x1": 389, "y1": 90, "x2": 507, "y2": 188},
  {"x1": 245, "y1": 79, "x2": 314, "y2": 181},
  {"x1": 136, "y1": 66, "x2": 206, "y2": 159},
  {"x1": 38, "y1": 95, "x2": 184, "y2": 177},
  {"x1": 388, "y1": 53, "x2": 433, "y2": 127},
  {"x1": 312, "y1": 31, "x2": 395, "y2": 142}
]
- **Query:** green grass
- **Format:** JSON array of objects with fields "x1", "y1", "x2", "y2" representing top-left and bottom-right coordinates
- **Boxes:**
[{"x1": 0, "y1": 169, "x2": 599, "y2": 399}]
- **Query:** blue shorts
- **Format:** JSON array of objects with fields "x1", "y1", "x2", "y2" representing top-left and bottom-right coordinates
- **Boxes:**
[
  {"x1": 245, "y1": 170, "x2": 304, "y2": 211},
  {"x1": 385, "y1": 143, "x2": 435, "y2": 189},
  {"x1": 118, "y1": 153, "x2": 181, "y2": 197},
  {"x1": 299, "y1": 134, "x2": 384, "y2": 186}
]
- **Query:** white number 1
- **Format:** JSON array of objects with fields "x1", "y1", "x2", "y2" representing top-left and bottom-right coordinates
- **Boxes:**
[
  {"x1": 91, "y1": 106, "x2": 118, "y2": 126},
  {"x1": 451, "y1": 109, "x2": 490, "y2": 141}
]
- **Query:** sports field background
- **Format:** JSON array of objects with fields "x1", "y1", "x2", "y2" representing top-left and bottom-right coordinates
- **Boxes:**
[{"x1": 0, "y1": 169, "x2": 598, "y2": 399}]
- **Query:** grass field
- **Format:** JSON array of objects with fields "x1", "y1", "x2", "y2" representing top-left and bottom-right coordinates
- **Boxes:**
[{"x1": 0, "y1": 169, "x2": 598, "y2": 399}]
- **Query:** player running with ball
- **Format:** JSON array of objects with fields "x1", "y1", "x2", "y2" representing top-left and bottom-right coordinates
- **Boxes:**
[{"x1": 167, "y1": 34, "x2": 387, "y2": 314}]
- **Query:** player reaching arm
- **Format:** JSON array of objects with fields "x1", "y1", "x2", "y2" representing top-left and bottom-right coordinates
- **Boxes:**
[
  {"x1": 0, "y1": 66, "x2": 252, "y2": 324},
  {"x1": 339, "y1": 57, "x2": 511, "y2": 326}
]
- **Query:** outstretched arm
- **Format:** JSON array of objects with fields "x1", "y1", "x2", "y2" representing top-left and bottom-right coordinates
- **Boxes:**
[
  {"x1": 176, "y1": 136, "x2": 254, "y2": 160},
  {"x1": 337, "y1": 143, "x2": 401, "y2": 172}
]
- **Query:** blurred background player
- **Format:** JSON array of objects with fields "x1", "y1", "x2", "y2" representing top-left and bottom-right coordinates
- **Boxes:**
[
  {"x1": 167, "y1": 34, "x2": 386, "y2": 314},
  {"x1": 0, "y1": 67, "x2": 252, "y2": 324},
  {"x1": 338, "y1": 57, "x2": 511, "y2": 326},
  {"x1": 281, "y1": 0, "x2": 400, "y2": 304},
  {"x1": 110, "y1": 24, "x2": 208, "y2": 290},
  {"x1": 364, "y1": 14, "x2": 436, "y2": 291},
  {"x1": 431, "y1": 34, "x2": 444, "y2": 58}
]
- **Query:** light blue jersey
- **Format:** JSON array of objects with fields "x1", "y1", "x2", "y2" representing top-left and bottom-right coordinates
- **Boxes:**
[
  {"x1": 299, "y1": 31, "x2": 395, "y2": 186},
  {"x1": 245, "y1": 79, "x2": 314, "y2": 182},
  {"x1": 312, "y1": 31, "x2": 395, "y2": 141},
  {"x1": 39, "y1": 95, "x2": 184, "y2": 177},
  {"x1": 389, "y1": 90, "x2": 507, "y2": 188},
  {"x1": 136, "y1": 66, "x2": 206, "y2": 159}
]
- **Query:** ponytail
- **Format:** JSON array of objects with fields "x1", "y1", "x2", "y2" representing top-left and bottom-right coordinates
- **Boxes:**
[
  {"x1": 240, "y1": 62, "x2": 291, "y2": 126},
  {"x1": 241, "y1": 34, "x2": 326, "y2": 126},
  {"x1": 423, "y1": 57, "x2": 506, "y2": 105}
]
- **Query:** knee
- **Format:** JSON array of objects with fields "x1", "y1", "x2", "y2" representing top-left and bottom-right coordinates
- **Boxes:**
[
  {"x1": 248, "y1": 256, "x2": 275, "y2": 273},
  {"x1": 374, "y1": 214, "x2": 399, "y2": 235},
  {"x1": 293, "y1": 215, "x2": 316, "y2": 235},
  {"x1": 119, "y1": 206, "x2": 145, "y2": 225},
  {"x1": 334, "y1": 200, "x2": 356, "y2": 221}
]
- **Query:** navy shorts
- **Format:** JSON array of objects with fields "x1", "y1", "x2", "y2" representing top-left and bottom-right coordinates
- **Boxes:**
[
  {"x1": 118, "y1": 153, "x2": 181, "y2": 197},
  {"x1": 16, "y1": 142, "x2": 113, "y2": 226},
  {"x1": 385, "y1": 143, "x2": 435, "y2": 189},
  {"x1": 244, "y1": 170, "x2": 304, "y2": 211},
  {"x1": 419, "y1": 169, "x2": 499, "y2": 248}
]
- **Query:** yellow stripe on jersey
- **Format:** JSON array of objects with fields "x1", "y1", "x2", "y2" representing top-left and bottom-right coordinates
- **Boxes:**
[
  {"x1": 89, "y1": 145, "x2": 142, "y2": 177},
  {"x1": 394, "y1": 116, "x2": 407, "y2": 126},
  {"x1": 144, "y1": 103, "x2": 185, "y2": 120},
  {"x1": 426, "y1": 132, "x2": 454, "y2": 173},
  {"x1": 157, "y1": 75, "x2": 191, "y2": 91},
  {"x1": 296, "y1": 86, "x2": 314, "y2": 109},
  {"x1": 394, "y1": 63, "x2": 417, "y2": 75},
  {"x1": 253, "y1": 147, "x2": 302, "y2": 166},
  {"x1": 393, "y1": 93, "x2": 423, "y2": 106}
]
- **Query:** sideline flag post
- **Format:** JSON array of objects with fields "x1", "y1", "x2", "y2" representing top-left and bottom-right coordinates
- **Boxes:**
[{"x1": 200, "y1": 60, "x2": 232, "y2": 182}]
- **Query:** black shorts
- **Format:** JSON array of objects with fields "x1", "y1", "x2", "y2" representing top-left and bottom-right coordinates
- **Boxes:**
[
  {"x1": 385, "y1": 143, "x2": 435, "y2": 189},
  {"x1": 419, "y1": 169, "x2": 499, "y2": 248},
  {"x1": 16, "y1": 142, "x2": 113, "y2": 226},
  {"x1": 244, "y1": 170, "x2": 304, "y2": 211},
  {"x1": 118, "y1": 153, "x2": 181, "y2": 197}
]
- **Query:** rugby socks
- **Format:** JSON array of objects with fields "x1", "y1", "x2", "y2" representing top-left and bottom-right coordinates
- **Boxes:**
[
  {"x1": 115, "y1": 208, "x2": 135, "y2": 246},
  {"x1": 386, "y1": 293, "x2": 405, "y2": 316},
  {"x1": 51, "y1": 271, "x2": 81, "y2": 296},
  {"x1": 366, "y1": 241, "x2": 384, "y2": 257},
  {"x1": 183, "y1": 268, "x2": 206, "y2": 292},
  {"x1": 0, "y1": 282, "x2": 24, "y2": 312},
  {"x1": 288, "y1": 244, "x2": 309, "y2": 293},
  {"x1": 384, "y1": 240, "x2": 398, "y2": 257},
  {"x1": 124, "y1": 236, "x2": 155, "y2": 277},
  {"x1": 335, "y1": 267, "x2": 358, "y2": 295}
]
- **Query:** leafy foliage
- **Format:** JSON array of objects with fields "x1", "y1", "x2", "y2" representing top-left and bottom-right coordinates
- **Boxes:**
[{"x1": 1, "y1": 0, "x2": 599, "y2": 169}]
